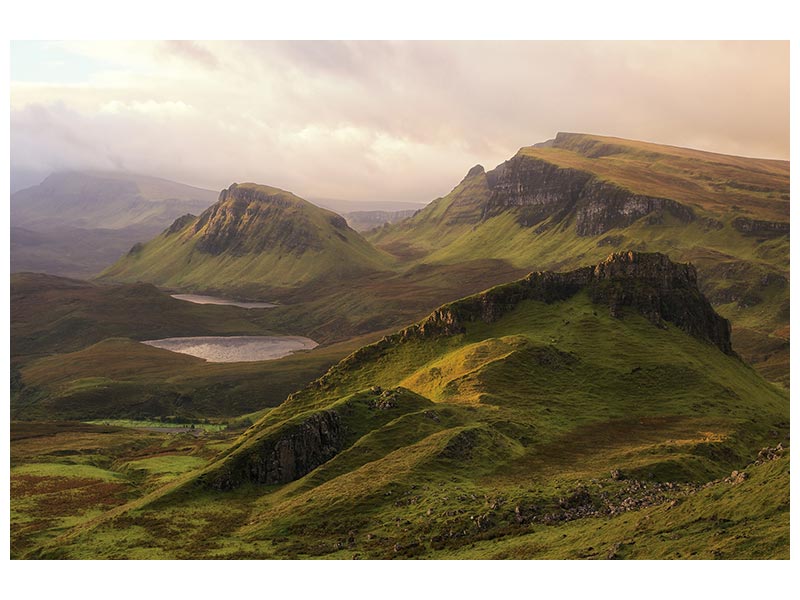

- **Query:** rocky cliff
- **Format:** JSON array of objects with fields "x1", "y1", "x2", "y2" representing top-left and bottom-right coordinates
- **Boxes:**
[
  {"x1": 477, "y1": 154, "x2": 695, "y2": 235},
  {"x1": 324, "y1": 252, "x2": 733, "y2": 383},
  {"x1": 192, "y1": 184, "x2": 348, "y2": 256},
  {"x1": 732, "y1": 217, "x2": 790, "y2": 238},
  {"x1": 203, "y1": 410, "x2": 345, "y2": 490}
]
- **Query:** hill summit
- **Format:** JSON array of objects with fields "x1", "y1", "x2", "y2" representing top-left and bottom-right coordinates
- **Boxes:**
[
  {"x1": 10, "y1": 171, "x2": 217, "y2": 230},
  {"x1": 100, "y1": 182, "x2": 392, "y2": 298},
  {"x1": 370, "y1": 132, "x2": 788, "y2": 384},
  {"x1": 194, "y1": 251, "x2": 735, "y2": 491}
]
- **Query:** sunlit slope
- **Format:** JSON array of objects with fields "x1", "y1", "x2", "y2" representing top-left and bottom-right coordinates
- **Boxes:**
[
  {"x1": 44, "y1": 253, "x2": 787, "y2": 559},
  {"x1": 370, "y1": 133, "x2": 789, "y2": 383},
  {"x1": 100, "y1": 183, "x2": 394, "y2": 298}
]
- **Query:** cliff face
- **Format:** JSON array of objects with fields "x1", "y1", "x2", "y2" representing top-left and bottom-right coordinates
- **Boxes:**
[
  {"x1": 192, "y1": 184, "x2": 338, "y2": 256},
  {"x1": 732, "y1": 217, "x2": 790, "y2": 238},
  {"x1": 204, "y1": 410, "x2": 345, "y2": 491},
  {"x1": 480, "y1": 154, "x2": 695, "y2": 235},
  {"x1": 330, "y1": 252, "x2": 733, "y2": 380},
  {"x1": 587, "y1": 252, "x2": 732, "y2": 353}
]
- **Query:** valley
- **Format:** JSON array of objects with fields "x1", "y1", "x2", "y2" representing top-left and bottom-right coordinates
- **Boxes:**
[
  {"x1": 9, "y1": 134, "x2": 790, "y2": 560},
  {"x1": 12, "y1": 252, "x2": 789, "y2": 559}
]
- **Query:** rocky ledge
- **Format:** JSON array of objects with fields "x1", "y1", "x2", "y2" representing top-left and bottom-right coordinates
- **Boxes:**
[
  {"x1": 477, "y1": 154, "x2": 695, "y2": 236},
  {"x1": 191, "y1": 184, "x2": 330, "y2": 256},
  {"x1": 732, "y1": 216, "x2": 789, "y2": 238},
  {"x1": 327, "y1": 252, "x2": 733, "y2": 381},
  {"x1": 202, "y1": 410, "x2": 345, "y2": 491}
]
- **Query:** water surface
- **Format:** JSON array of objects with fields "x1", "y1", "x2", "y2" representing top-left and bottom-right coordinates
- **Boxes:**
[
  {"x1": 171, "y1": 294, "x2": 276, "y2": 309},
  {"x1": 142, "y1": 336, "x2": 317, "y2": 362}
]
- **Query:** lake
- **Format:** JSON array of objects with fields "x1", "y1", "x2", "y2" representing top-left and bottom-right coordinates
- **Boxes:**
[
  {"x1": 142, "y1": 336, "x2": 318, "y2": 362},
  {"x1": 171, "y1": 293, "x2": 276, "y2": 309}
]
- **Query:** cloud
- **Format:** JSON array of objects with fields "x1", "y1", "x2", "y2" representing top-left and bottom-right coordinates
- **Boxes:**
[
  {"x1": 9, "y1": 41, "x2": 790, "y2": 203},
  {"x1": 160, "y1": 41, "x2": 219, "y2": 69}
]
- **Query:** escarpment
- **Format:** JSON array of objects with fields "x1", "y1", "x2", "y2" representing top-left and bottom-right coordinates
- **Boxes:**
[
  {"x1": 193, "y1": 184, "x2": 326, "y2": 256},
  {"x1": 324, "y1": 253, "x2": 733, "y2": 384},
  {"x1": 478, "y1": 154, "x2": 695, "y2": 235},
  {"x1": 202, "y1": 410, "x2": 345, "y2": 491}
]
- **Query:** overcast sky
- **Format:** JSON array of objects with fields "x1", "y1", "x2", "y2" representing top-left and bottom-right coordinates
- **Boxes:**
[{"x1": 10, "y1": 40, "x2": 789, "y2": 203}]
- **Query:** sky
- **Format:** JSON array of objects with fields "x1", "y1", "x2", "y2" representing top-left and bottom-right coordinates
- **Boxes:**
[{"x1": 9, "y1": 40, "x2": 790, "y2": 203}]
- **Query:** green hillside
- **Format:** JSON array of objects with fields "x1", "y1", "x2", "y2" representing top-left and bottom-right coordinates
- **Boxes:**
[
  {"x1": 371, "y1": 133, "x2": 789, "y2": 384},
  {"x1": 32, "y1": 253, "x2": 788, "y2": 559},
  {"x1": 100, "y1": 183, "x2": 395, "y2": 299},
  {"x1": 10, "y1": 272, "x2": 380, "y2": 420}
]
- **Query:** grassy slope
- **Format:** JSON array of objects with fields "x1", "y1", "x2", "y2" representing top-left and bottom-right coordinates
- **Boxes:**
[
  {"x1": 370, "y1": 133, "x2": 789, "y2": 384},
  {"x1": 11, "y1": 272, "x2": 281, "y2": 358},
  {"x1": 37, "y1": 287, "x2": 788, "y2": 559},
  {"x1": 10, "y1": 272, "x2": 386, "y2": 420},
  {"x1": 100, "y1": 183, "x2": 395, "y2": 298},
  {"x1": 10, "y1": 420, "x2": 244, "y2": 558}
]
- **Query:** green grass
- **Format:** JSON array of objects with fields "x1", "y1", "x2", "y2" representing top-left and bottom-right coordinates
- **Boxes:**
[
  {"x1": 86, "y1": 419, "x2": 226, "y2": 432},
  {"x1": 29, "y1": 280, "x2": 787, "y2": 559},
  {"x1": 369, "y1": 134, "x2": 788, "y2": 383},
  {"x1": 99, "y1": 183, "x2": 395, "y2": 298},
  {"x1": 12, "y1": 462, "x2": 124, "y2": 482}
]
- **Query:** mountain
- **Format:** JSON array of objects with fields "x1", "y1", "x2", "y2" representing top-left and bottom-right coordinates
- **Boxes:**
[
  {"x1": 11, "y1": 224, "x2": 160, "y2": 279},
  {"x1": 9, "y1": 171, "x2": 219, "y2": 278},
  {"x1": 344, "y1": 209, "x2": 420, "y2": 232},
  {"x1": 99, "y1": 183, "x2": 394, "y2": 299},
  {"x1": 10, "y1": 167, "x2": 48, "y2": 193},
  {"x1": 370, "y1": 133, "x2": 790, "y2": 384},
  {"x1": 10, "y1": 171, "x2": 218, "y2": 230},
  {"x1": 36, "y1": 253, "x2": 788, "y2": 559}
]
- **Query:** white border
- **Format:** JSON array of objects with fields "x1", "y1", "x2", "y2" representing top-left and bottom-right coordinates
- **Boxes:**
[{"x1": 2, "y1": 1, "x2": 797, "y2": 598}]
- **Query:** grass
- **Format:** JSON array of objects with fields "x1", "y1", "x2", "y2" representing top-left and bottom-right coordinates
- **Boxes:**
[
  {"x1": 86, "y1": 419, "x2": 226, "y2": 432},
  {"x1": 9, "y1": 419, "x2": 241, "y2": 558},
  {"x1": 99, "y1": 183, "x2": 395, "y2": 298},
  {"x1": 369, "y1": 134, "x2": 788, "y2": 383},
  {"x1": 26, "y1": 282, "x2": 788, "y2": 559}
]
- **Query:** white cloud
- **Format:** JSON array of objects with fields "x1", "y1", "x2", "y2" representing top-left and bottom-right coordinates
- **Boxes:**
[{"x1": 9, "y1": 41, "x2": 790, "y2": 203}]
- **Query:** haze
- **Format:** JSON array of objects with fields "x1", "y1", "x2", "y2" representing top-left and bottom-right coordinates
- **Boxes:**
[{"x1": 10, "y1": 40, "x2": 789, "y2": 203}]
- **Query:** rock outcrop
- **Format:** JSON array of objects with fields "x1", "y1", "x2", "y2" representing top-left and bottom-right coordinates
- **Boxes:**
[
  {"x1": 328, "y1": 252, "x2": 733, "y2": 380},
  {"x1": 164, "y1": 213, "x2": 197, "y2": 235},
  {"x1": 481, "y1": 154, "x2": 695, "y2": 235},
  {"x1": 732, "y1": 217, "x2": 790, "y2": 238},
  {"x1": 203, "y1": 410, "x2": 345, "y2": 490},
  {"x1": 193, "y1": 184, "x2": 325, "y2": 256}
]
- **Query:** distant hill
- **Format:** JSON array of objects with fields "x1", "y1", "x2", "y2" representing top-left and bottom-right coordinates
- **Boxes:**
[
  {"x1": 10, "y1": 171, "x2": 218, "y2": 230},
  {"x1": 344, "y1": 209, "x2": 419, "y2": 232},
  {"x1": 370, "y1": 133, "x2": 789, "y2": 384},
  {"x1": 311, "y1": 197, "x2": 427, "y2": 214},
  {"x1": 99, "y1": 183, "x2": 395, "y2": 299},
  {"x1": 10, "y1": 171, "x2": 219, "y2": 278}
]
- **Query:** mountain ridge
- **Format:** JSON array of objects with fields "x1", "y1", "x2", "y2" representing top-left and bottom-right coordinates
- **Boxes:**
[
  {"x1": 10, "y1": 171, "x2": 218, "y2": 230},
  {"x1": 100, "y1": 182, "x2": 394, "y2": 298},
  {"x1": 369, "y1": 132, "x2": 788, "y2": 384}
]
